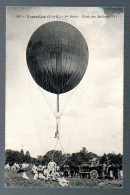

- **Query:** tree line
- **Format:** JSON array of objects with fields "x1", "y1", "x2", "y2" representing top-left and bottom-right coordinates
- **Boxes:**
[{"x1": 5, "y1": 147, "x2": 122, "y2": 167}]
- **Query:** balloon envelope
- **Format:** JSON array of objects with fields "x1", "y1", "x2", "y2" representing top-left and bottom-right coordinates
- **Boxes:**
[{"x1": 26, "y1": 21, "x2": 89, "y2": 94}]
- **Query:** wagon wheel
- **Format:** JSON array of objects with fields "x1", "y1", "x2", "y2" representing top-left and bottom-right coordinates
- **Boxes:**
[{"x1": 90, "y1": 170, "x2": 98, "y2": 180}]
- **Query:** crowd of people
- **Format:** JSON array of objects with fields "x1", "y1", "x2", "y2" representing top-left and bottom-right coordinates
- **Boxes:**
[
  {"x1": 5, "y1": 157, "x2": 123, "y2": 185},
  {"x1": 5, "y1": 160, "x2": 69, "y2": 187}
]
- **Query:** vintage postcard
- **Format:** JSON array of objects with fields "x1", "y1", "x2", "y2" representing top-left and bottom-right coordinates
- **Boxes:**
[{"x1": 5, "y1": 6, "x2": 124, "y2": 188}]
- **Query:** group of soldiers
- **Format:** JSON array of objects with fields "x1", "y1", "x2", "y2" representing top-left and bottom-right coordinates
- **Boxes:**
[
  {"x1": 102, "y1": 161, "x2": 123, "y2": 179},
  {"x1": 5, "y1": 157, "x2": 123, "y2": 181}
]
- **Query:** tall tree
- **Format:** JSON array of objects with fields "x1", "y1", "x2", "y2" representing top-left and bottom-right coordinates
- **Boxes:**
[
  {"x1": 42, "y1": 150, "x2": 64, "y2": 166},
  {"x1": 80, "y1": 147, "x2": 88, "y2": 154},
  {"x1": 25, "y1": 151, "x2": 30, "y2": 156}
]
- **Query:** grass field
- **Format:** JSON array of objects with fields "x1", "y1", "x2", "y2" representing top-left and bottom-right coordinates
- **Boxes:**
[{"x1": 5, "y1": 169, "x2": 123, "y2": 188}]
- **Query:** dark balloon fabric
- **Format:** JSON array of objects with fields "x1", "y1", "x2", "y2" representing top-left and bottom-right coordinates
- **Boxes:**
[{"x1": 26, "y1": 21, "x2": 89, "y2": 94}]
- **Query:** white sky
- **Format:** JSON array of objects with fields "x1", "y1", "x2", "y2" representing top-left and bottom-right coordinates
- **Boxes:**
[{"x1": 6, "y1": 7, "x2": 124, "y2": 158}]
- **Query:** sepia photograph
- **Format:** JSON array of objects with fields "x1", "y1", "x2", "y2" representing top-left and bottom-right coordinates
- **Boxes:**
[{"x1": 5, "y1": 6, "x2": 124, "y2": 188}]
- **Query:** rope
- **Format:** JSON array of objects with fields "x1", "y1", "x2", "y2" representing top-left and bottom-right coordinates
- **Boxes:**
[
  {"x1": 27, "y1": 72, "x2": 45, "y2": 153},
  {"x1": 52, "y1": 94, "x2": 67, "y2": 164},
  {"x1": 38, "y1": 86, "x2": 56, "y2": 117},
  {"x1": 51, "y1": 136, "x2": 68, "y2": 165},
  {"x1": 58, "y1": 139, "x2": 65, "y2": 155},
  {"x1": 59, "y1": 138, "x2": 68, "y2": 164},
  {"x1": 51, "y1": 138, "x2": 59, "y2": 161}
]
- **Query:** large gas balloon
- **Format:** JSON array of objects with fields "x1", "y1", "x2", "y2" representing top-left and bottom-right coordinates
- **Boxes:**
[{"x1": 26, "y1": 21, "x2": 89, "y2": 94}]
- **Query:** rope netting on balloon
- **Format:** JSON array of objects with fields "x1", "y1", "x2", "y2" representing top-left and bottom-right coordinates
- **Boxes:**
[{"x1": 26, "y1": 22, "x2": 88, "y2": 95}]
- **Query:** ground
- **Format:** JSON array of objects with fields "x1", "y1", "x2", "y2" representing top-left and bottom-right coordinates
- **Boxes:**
[{"x1": 5, "y1": 169, "x2": 123, "y2": 188}]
